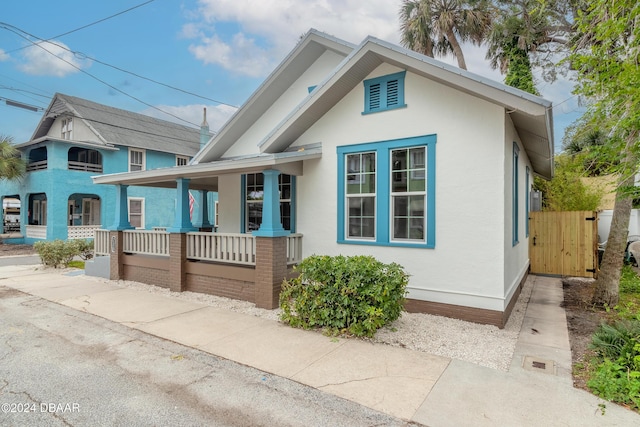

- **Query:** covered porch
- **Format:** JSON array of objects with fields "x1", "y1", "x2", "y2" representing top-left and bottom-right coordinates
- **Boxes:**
[{"x1": 90, "y1": 147, "x2": 320, "y2": 308}]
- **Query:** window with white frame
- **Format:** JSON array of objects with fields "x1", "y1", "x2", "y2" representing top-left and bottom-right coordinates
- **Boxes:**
[
  {"x1": 61, "y1": 117, "x2": 73, "y2": 140},
  {"x1": 214, "y1": 200, "x2": 219, "y2": 227},
  {"x1": 512, "y1": 142, "x2": 519, "y2": 246},
  {"x1": 128, "y1": 198, "x2": 145, "y2": 229},
  {"x1": 337, "y1": 135, "x2": 436, "y2": 248},
  {"x1": 391, "y1": 147, "x2": 426, "y2": 241},
  {"x1": 346, "y1": 152, "x2": 376, "y2": 239},
  {"x1": 129, "y1": 148, "x2": 145, "y2": 171},
  {"x1": 243, "y1": 173, "x2": 293, "y2": 232},
  {"x1": 176, "y1": 155, "x2": 189, "y2": 166}
]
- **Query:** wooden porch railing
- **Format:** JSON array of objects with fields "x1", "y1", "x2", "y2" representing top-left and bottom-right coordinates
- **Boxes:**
[
  {"x1": 93, "y1": 229, "x2": 303, "y2": 265},
  {"x1": 68, "y1": 225, "x2": 101, "y2": 240},
  {"x1": 94, "y1": 229, "x2": 110, "y2": 256},
  {"x1": 26, "y1": 160, "x2": 47, "y2": 171},
  {"x1": 68, "y1": 161, "x2": 103, "y2": 173},
  {"x1": 187, "y1": 232, "x2": 256, "y2": 265},
  {"x1": 123, "y1": 230, "x2": 170, "y2": 256}
]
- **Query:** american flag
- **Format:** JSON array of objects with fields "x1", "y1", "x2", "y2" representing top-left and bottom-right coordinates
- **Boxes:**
[{"x1": 189, "y1": 191, "x2": 195, "y2": 220}]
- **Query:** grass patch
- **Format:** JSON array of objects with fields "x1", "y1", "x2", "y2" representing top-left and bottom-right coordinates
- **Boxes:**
[{"x1": 68, "y1": 260, "x2": 85, "y2": 269}]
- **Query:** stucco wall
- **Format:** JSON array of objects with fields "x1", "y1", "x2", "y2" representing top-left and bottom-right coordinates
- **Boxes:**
[
  {"x1": 222, "y1": 50, "x2": 347, "y2": 158},
  {"x1": 502, "y1": 113, "x2": 531, "y2": 309},
  {"x1": 290, "y1": 64, "x2": 509, "y2": 311}
]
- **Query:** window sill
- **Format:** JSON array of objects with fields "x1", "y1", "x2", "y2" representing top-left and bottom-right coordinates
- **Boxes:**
[
  {"x1": 338, "y1": 239, "x2": 433, "y2": 249},
  {"x1": 361, "y1": 104, "x2": 407, "y2": 115}
]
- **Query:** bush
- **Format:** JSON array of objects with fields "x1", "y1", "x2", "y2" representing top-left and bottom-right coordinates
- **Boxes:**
[
  {"x1": 34, "y1": 239, "x2": 93, "y2": 268},
  {"x1": 279, "y1": 255, "x2": 408, "y2": 337}
]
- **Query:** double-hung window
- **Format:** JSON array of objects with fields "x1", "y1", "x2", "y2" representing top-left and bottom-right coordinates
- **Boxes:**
[
  {"x1": 363, "y1": 71, "x2": 406, "y2": 114},
  {"x1": 61, "y1": 117, "x2": 73, "y2": 140},
  {"x1": 338, "y1": 135, "x2": 436, "y2": 248},
  {"x1": 129, "y1": 148, "x2": 145, "y2": 171}
]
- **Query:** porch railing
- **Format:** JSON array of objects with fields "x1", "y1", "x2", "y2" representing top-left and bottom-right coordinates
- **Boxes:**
[
  {"x1": 287, "y1": 233, "x2": 303, "y2": 265},
  {"x1": 94, "y1": 229, "x2": 110, "y2": 256},
  {"x1": 68, "y1": 225, "x2": 101, "y2": 240},
  {"x1": 92, "y1": 229, "x2": 303, "y2": 265},
  {"x1": 68, "y1": 161, "x2": 103, "y2": 173},
  {"x1": 26, "y1": 160, "x2": 47, "y2": 171},
  {"x1": 123, "y1": 230, "x2": 170, "y2": 256},
  {"x1": 187, "y1": 232, "x2": 256, "y2": 265},
  {"x1": 25, "y1": 225, "x2": 47, "y2": 239}
]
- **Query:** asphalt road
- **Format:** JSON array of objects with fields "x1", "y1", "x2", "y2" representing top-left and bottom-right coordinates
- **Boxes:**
[{"x1": 0, "y1": 286, "x2": 409, "y2": 427}]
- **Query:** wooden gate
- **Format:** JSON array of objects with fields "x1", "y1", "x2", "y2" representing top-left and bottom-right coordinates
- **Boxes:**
[{"x1": 529, "y1": 211, "x2": 598, "y2": 278}]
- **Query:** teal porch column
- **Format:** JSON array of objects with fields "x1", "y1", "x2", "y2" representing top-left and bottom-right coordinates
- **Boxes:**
[
  {"x1": 253, "y1": 169, "x2": 289, "y2": 237},
  {"x1": 109, "y1": 184, "x2": 134, "y2": 230},
  {"x1": 169, "y1": 178, "x2": 197, "y2": 233},
  {"x1": 191, "y1": 190, "x2": 212, "y2": 229}
]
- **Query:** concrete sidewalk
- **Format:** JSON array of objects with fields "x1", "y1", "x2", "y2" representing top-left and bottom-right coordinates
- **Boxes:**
[{"x1": 2, "y1": 265, "x2": 638, "y2": 426}]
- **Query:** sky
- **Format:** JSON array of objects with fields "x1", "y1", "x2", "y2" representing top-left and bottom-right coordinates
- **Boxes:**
[{"x1": 0, "y1": 0, "x2": 581, "y2": 148}]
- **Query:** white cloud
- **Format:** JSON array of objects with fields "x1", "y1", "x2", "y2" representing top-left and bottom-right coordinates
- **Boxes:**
[
  {"x1": 0, "y1": 49, "x2": 9, "y2": 62},
  {"x1": 185, "y1": 0, "x2": 401, "y2": 77},
  {"x1": 18, "y1": 40, "x2": 87, "y2": 77},
  {"x1": 141, "y1": 103, "x2": 238, "y2": 132}
]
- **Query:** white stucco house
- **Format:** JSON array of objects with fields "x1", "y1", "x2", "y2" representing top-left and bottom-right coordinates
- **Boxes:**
[{"x1": 92, "y1": 29, "x2": 554, "y2": 327}]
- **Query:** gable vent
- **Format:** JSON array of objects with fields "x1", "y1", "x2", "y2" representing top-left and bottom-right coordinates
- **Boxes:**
[
  {"x1": 368, "y1": 83, "x2": 381, "y2": 110},
  {"x1": 387, "y1": 79, "x2": 399, "y2": 107}
]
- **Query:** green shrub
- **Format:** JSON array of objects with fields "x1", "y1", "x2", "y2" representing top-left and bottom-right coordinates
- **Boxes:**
[
  {"x1": 34, "y1": 239, "x2": 91, "y2": 268},
  {"x1": 69, "y1": 239, "x2": 94, "y2": 260},
  {"x1": 279, "y1": 255, "x2": 408, "y2": 337},
  {"x1": 591, "y1": 321, "x2": 640, "y2": 361}
]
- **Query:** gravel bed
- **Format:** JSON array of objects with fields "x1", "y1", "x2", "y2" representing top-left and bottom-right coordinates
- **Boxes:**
[{"x1": 80, "y1": 272, "x2": 532, "y2": 371}]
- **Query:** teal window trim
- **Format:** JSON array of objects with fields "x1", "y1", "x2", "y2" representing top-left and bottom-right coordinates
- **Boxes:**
[
  {"x1": 362, "y1": 71, "x2": 407, "y2": 115},
  {"x1": 525, "y1": 166, "x2": 530, "y2": 237},
  {"x1": 512, "y1": 142, "x2": 519, "y2": 246},
  {"x1": 337, "y1": 134, "x2": 436, "y2": 248}
]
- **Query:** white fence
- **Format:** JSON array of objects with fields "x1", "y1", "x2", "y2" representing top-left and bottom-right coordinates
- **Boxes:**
[
  {"x1": 68, "y1": 225, "x2": 101, "y2": 240},
  {"x1": 25, "y1": 225, "x2": 46, "y2": 239},
  {"x1": 187, "y1": 232, "x2": 256, "y2": 265},
  {"x1": 123, "y1": 230, "x2": 170, "y2": 256},
  {"x1": 94, "y1": 229, "x2": 110, "y2": 256},
  {"x1": 93, "y1": 229, "x2": 303, "y2": 265}
]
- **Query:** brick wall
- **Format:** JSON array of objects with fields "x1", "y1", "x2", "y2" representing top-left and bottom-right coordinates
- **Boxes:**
[
  {"x1": 124, "y1": 264, "x2": 171, "y2": 288},
  {"x1": 255, "y1": 236, "x2": 287, "y2": 309},
  {"x1": 186, "y1": 274, "x2": 254, "y2": 302}
]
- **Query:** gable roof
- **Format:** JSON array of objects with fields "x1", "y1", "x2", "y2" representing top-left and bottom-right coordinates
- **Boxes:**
[
  {"x1": 193, "y1": 29, "x2": 355, "y2": 163},
  {"x1": 196, "y1": 31, "x2": 554, "y2": 179},
  {"x1": 23, "y1": 93, "x2": 201, "y2": 156}
]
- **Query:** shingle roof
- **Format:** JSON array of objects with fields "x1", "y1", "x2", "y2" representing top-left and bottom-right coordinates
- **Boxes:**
[{"x1": 29, "y1": 93, "x2": 202, "y2": 156}]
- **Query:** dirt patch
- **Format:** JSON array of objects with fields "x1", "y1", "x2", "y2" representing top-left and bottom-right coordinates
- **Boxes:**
[
  {"x1": 561, "y1": 277, "x2": 612, "y2": 390},
  {"x1": 0, "y1": 243, "x2": 37, "y2": 257}
]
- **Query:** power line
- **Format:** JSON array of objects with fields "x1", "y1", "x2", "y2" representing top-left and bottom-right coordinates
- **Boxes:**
[
  {"x1": 5, "y1": 0, "x2": 157, "y2": 55},
  {"x1": 2, "y1": 24, "x2": 201, "y2": 128}
]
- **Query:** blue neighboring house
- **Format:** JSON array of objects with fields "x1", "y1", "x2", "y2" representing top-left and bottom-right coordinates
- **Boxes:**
[{"x1": 0, "y1": 93, "x2": 217, "y2": 244}]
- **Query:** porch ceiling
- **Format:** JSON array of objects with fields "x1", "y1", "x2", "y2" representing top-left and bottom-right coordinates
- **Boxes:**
[{"x1": 91, "y1": 145, "x2": 322, "y2": 190}]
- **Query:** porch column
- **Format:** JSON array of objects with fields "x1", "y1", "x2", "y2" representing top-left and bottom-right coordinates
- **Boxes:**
[
  {"x1": 255, "y1": 236, "x2": 288, "y2": 309},
  {"x1": 108, "y1": 230, "x2": 125, "y2": 280},
  {"x1": 192, "y1": 190, "x2": 212, "y2": 231},
  {"x1": 254, "y1": 169, "x2": 289, "y2": 309},
  {"x1": 253, "y1": 169, "x2": 289, "y2": 237},
  {"x1": 109, "y1": 184, "x2": 134, "y2": 230},
  {"x1": 168, "y1": 178, "x2": 196, "y2": 233},
  {"x1": 169, "y1": 233, "x2": 187, "y2": 292}
]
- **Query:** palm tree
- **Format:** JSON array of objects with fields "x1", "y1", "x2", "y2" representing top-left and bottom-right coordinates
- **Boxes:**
[
  {"x1": 0, "y1": 135, "x2": 26, "y2": 180},
  {"x1": 399, "y1": 0, "x2": 494, "y2": 70}
]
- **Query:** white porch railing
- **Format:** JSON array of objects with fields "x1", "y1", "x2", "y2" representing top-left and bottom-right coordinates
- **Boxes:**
[
  {"x1": 287, "y1": 233, "x2": 303, "y2": 265},
  {"x1": 25, "y1": 225, "x2": 47, "y2": 239},
  {"x1": 123, "y1": 230, "x2": 170, "y2": 256},
  {"x1": 187, "y1": 232, "x2": 256, "y2": 265},
  {"x1": 94, "y1": 229, "x2": 110, "y2": 256},
  {"x1": 26, "y1": 160, "x2": 47, "y2": 171},
  {"x1": 68, "y1": 225, "x2": 101, "y2": 240}
]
